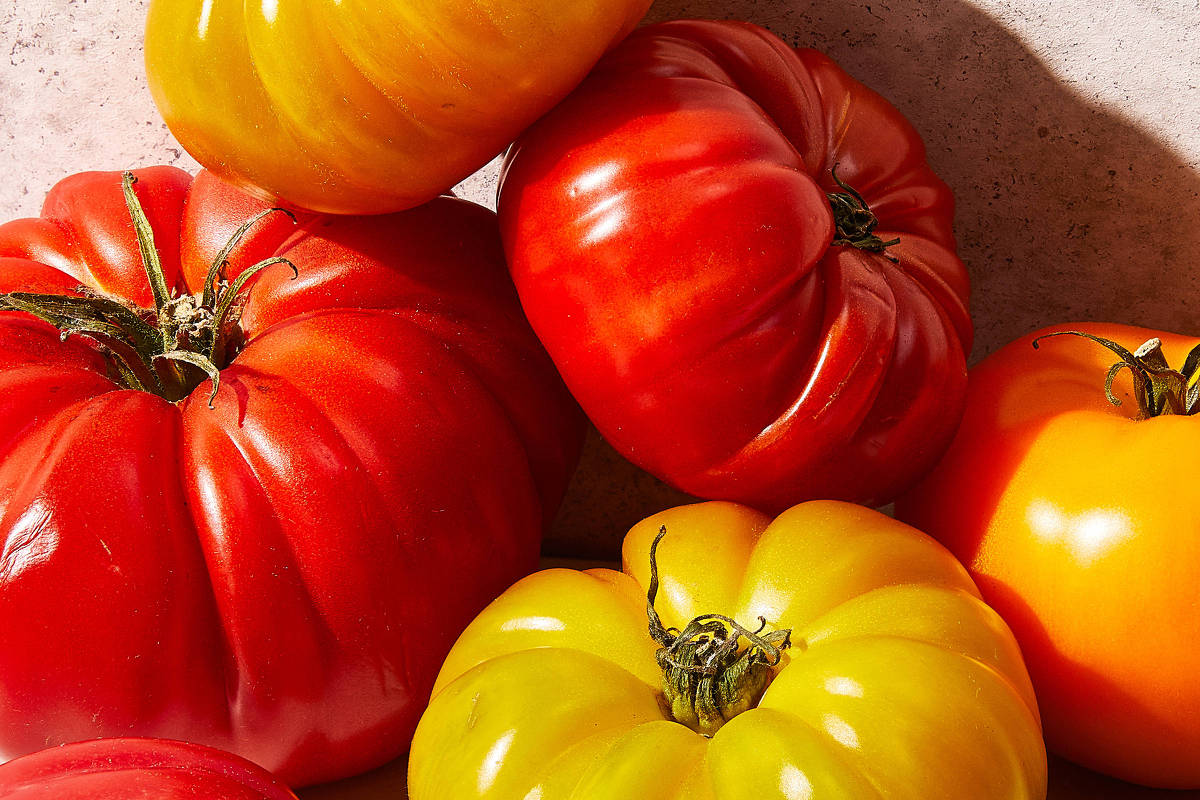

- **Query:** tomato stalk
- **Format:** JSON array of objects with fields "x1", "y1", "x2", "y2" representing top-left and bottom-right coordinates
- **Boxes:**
[
  {"x1": 826, "y1": 164, "x2": 900, "y2": 262},
  {"x1": 0, "y1": 172, "x2": 297, "y2": 407},
  {"x1": 1032, "y1": 331, "x2": 1200, "y2": 418},
  {"x1": 645, "y1": 527, "x2": 797, "y2": 736}
]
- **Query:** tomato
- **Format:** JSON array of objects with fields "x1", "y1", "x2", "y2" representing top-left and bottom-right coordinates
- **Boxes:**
[
  {"x1": 409, "y1": 501, "x2": 1046, "y2": 799},
  {"x1": 143, "y1": 0, "x2": 652, "y2": 215},
  {"x1": 0, "y1": 739, "x2": 296, "y2": 799},
  {"x1": 0, "y1": 167, "x2": 583, "y2": 787},
  {"x1": 897, "y1": 323, "x2": 1200, "y2": 789},
  {"x1": 497, "y1": 19, "x2": 972, "y2": 511}
]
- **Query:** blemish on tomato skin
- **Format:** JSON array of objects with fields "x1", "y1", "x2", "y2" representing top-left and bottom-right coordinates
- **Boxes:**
[{"x1": 466, "y1": 692, "x2": 481, "y2": 730}]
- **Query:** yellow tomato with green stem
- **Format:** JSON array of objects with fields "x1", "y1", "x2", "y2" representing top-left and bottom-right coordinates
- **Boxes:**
[
  {"x1": 409, "y1": 501, "x2": 1047, "y2": 799},
  {"x1": 144, "y1": 0, "x2": 651, "y2": 214}
]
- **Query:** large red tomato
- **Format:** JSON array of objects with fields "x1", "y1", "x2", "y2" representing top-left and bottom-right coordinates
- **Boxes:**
[
  {"x1": 0, "y1": 739, "x2": 296, "y2": 799},
  {"x1": 0, "y1": 168, "x2": 582, "y2": 787},
  {"x1": 499, "y1": 19, "x2": 971, "y2": 510},
  {"x1": 897, "y1": 323, "x2": 1200, "y2": 788}
]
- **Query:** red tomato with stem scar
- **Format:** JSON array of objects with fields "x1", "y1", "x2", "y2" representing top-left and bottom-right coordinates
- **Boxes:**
[{"x1": 498, "y1": 19, "x2": 971, "y2": 510}]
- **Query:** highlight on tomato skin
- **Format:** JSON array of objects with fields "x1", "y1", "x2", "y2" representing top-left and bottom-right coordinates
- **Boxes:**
[
  {"x1": 896, "y1": 322, "x2": 1200, "y2": 790},
  {"x1": 0, "y1": 166, "x2": 584, "y2": 788},
  {"x1": 0, "y1": 739, "x2": 297, "y2": 799},
  {"x1": 498, "y1": 19, "x2": 972, "y2": 514},
  {"x1": 409, "y1": 500, "x2": 1047, "y2": 800},
  {"x1": 143, "y1": 0, "x2": 654, "y2": 214}
]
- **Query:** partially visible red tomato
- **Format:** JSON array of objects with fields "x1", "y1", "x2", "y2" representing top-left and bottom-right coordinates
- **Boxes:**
[
  {"x1": 0, "y1": 168, "x2": 583, "y2": 787},
  {"x1": 499, "y1": 19, "x2": 971, "y2": 511},
  {"x1": 898, "y1": 322, "x2": 1200, "y2": 789},
  {"x1": 0, "y1": 739, "x2": 296, "y2": 799}
]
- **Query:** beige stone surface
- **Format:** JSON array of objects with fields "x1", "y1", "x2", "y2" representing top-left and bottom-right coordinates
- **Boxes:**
[{"x1": 1, "y1": 0, "x2": 1199, "y2": 558}]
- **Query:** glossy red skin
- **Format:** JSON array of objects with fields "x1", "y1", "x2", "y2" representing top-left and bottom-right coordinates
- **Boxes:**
[
  {"x1": 0, "y1": 168, "x2": 583, "y2": 787},
  {"x1": 499, "y1": 19, "x2": 972, "y2": 510},
  {"x1": 0, "y1": 739, "x2": 296, "y2": 799}
]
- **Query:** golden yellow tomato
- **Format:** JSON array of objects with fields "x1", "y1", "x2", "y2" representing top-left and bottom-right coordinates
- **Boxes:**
[
  {"x1": 144, "y1": 0, "x2": 651, "y2": 214},
  {"x1": 409, "y1": 501, "x2": 1047, "y2": 799}
]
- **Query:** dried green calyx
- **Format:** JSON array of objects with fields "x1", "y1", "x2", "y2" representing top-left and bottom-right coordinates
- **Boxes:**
[
  {"x1": 0, "y1": 172, "x2": 297, "y2": 407},
  {"x1": 1033, "y1": 331, "x2": 1200, "y2": 418},
  {"x1": 826, "y1": 164, "x2": 900, "y2": 262},
  {"x1": 645, "y1": 526, "x2": 798, "y2": 736}
]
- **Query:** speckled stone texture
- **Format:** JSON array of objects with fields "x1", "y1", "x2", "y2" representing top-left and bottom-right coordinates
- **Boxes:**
[{"x1": 2, "y1": 0, "x2": 1199, "y2": 557}]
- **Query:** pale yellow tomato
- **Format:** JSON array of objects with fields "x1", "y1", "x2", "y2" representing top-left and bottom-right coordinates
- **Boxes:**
[
  {"x1": 144, "y1": 0, "x2": 651, "y2": 214},
  {"x1": 410, "y1": 501, "x2": 1047, "y2": 799}
]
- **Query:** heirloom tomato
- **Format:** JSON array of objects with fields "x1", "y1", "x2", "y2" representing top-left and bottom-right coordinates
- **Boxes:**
[
  {"x1": 499, "y1": 19, "x2": 972, "y2": 510},
  {"x1": 0, "y1": 739, "x2": 296, "y2": 799},
  {"x1": 143, "y1": 0, "x2": 652, "y2": 214},
  {"x1": 0, "y1": 167, "x2": 582, "y2": 786},
  {"x1": 898, "y1": 323, "x2": 1200, "y2": 789},
  {"x1": 409, "y1": 501, "x2": 1046, "y2": 799}
]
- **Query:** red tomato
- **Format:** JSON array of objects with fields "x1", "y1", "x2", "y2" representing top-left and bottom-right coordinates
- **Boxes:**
[
  {"x1": 0, "y1": 168, "x2": 582, "y2": 787},
  {"x1": 498, "y1": 19, "x2": 971, "y2": 510},
  {"x1": 897, "y1": 323, "x2": 1200, "y2": 788},
  {"x1": 0, "y1": 739, "x2": 296, "y2": 799}
]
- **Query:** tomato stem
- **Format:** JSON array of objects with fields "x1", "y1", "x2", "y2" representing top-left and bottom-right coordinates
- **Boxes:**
[
  {"x1": 826, "y1": 164, "x2": 900, "y2": 263},
  {"x1": 0, "y1": 171, "x2": 298, "y2": 407},
  {"x1": 1032, "y1": 331, "x2": 1200, "y2": 418},
  {"x1": 201, "y1": 206, "x2": 296, "y2": 310},
  {"x1": 646, "y1": 526, "x2": 795, "y2": 736}
]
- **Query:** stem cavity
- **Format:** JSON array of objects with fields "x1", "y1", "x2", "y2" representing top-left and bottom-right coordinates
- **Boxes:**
[
  {"x1": 0, "y1": 171, "x2": 298, "y2": 406},
  {"x1": 1032, "y1": 331, "x2": 1200, "y2": 418},
  {"x1": 826, "y1": 164, "x2": 900, "y2": 263},
  {"x1": 646, "y1": 527, "x2": 797, "y2": 737}
]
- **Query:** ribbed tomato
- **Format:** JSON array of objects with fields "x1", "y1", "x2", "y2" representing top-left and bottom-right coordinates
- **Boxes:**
[
  {"x1": 144, "y1": 0, "x2": 652, "y2": 214},
  {"x1": 410, "y1": 501, "x2": 1046, "y2": 799},
  {"x1": 499, "y1": 20, "x2": 971, "y2": 510},
  {"x1": 0, "y1": 167, "x2": 582, "y2": 786},
  {"x1": 0, "y1": 739, "x2": 296, "y2": 799}
]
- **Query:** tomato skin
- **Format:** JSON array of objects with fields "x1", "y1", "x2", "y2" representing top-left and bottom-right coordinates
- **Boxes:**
[
  {"x1": 498, "y1": 20, "x2": 971, "y2": 511},
  {"x1": 0, "y1": 739, "x2": 296, "y2": 799},
  {"x1": 896, "y1": 322, "x2": 1200, "y2": 789},
  {"x1": 0, "y1": 168, "x2": 583, "y2": 787},
  {"x1": 410, "y1": 501, "x2": 1046, "y2": 799},
  {"x1": 143, "y1": 0, "x2": 652, "y2": 214}
]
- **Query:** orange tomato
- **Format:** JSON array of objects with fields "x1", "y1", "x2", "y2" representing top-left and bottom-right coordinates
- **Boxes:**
[
  {"x1": 144, "y1": 0, "x2": 651, "y2": 214},
  {"x1": 898, "y1": 322, "x2": 1200, "y2": 789}
]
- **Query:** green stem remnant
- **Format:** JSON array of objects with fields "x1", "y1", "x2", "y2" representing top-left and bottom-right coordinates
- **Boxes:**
[
  {"x1": 0, "y1": 172, "x2": 297, "y2": 407},
  {"x1": 646, "y1": 527, "x2": 797, "y2": 736},
  {"x1": 826, "y1": 164, "x2": 900, "y2": 263},
  {"x1": 1033, "y1": 331, "x2": 1200, "y2": 418}
]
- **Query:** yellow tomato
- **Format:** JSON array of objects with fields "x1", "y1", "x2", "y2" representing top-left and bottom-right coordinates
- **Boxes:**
[
  {"x1": 409, "y1": 501, "x2": 1047, "y2": 799},
  {"x1": 144, "y1": 0, "x2": 651, "y2": 214}
]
